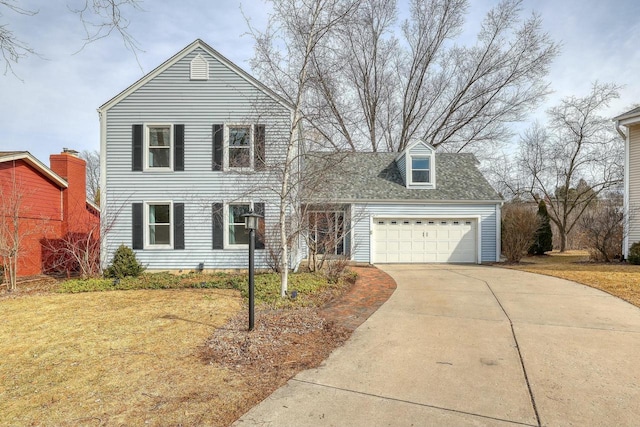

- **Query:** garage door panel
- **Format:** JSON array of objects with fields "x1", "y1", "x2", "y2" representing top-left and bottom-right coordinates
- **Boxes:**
[{"x1": 374, "y1": 217, "x2": 477, "y2": 264}]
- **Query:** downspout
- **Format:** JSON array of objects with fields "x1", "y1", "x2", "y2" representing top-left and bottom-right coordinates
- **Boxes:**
[{"x1": 615, "y1": 120, "x2": 627, "y2": 140}]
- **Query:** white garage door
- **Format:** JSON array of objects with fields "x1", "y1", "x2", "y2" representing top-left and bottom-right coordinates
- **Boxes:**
[{"x1": 373, "y1": 218, "x2": 477, "y2": 263}]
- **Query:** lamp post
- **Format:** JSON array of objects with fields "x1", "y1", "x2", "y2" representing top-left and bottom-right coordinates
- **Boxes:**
[{"x1": 242, "y1": 210, "x2": 262, "y2": 331}]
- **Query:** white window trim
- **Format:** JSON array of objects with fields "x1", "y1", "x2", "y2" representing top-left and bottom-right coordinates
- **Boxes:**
[
  {"x1": 224, "y1": 201, "x2": 255, "y2": 249},
  {"x1": 144, "y1": 123, "x2": 174, "y2": 171},
  {"x1": 407, "y1": 154, "x2": 436, "y2": 188},
  {"x1": 223, "y1": 124, "x2": 254, "y2": 171},
  {"x1": 144, "y1": 201, "x2": 173, "y2": 249}
]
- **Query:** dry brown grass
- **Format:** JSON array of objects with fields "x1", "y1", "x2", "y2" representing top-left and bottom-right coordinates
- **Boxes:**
[
  {"x1": 0, "y1": 289, "x2": 247, "y2": 426},
  {"x1": 503, "y1": 250, "x2": 640, "y2": 308}
]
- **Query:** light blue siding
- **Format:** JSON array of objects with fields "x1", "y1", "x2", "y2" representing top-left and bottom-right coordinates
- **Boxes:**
[
  {"x1": 408, "y1": 142, "x2": 433, "y2": 155},
  {"x1": 396, "y1": 153, "x2": 406, "y2": 183},
  {"x1": 102, "y1": 46, "x2": 294, "y2": 270},
  {"x1": 351, "y1": 202, "x2": 500, "y2": 263}
]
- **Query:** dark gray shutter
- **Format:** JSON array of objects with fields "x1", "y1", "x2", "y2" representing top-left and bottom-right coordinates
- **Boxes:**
[
  {"x1": 254, "y1": 202, "x2": 265, "y2": 250},
  {"x1": 212, "y1": 202, "x2": 224, "y2": 249},
  {"x1": 132, "y1": 125, "x2": 143, "y2": 171},
  {"x1": 132, "y1": 203, "x2": 143, "y2": 249},
  {"x1": 254, "y1": 124, "x2": 265, "y2": 171},
  {"x1": 212, "y1": 125, "x2": 223, "y2": 171},
  {"x1": 174, "y1": 203, "x2": 185, "y2": 249},
  {"x1": 174, "y1": 125, "x2": 184, "y2": 171}
]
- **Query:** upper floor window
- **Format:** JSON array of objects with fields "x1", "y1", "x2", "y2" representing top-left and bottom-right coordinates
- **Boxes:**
[
  {"x1": 212, "y1": 124, "x2": 265, "y2": 172},
  {"x1": 228, "y1": 126, "x2": 252, "y2": 168},
  {"x1": 411, "y1": 156, "x2": 430, "y2": 184},
  {"x1": 133, "y1": 124, "x2": 183, "y2": 172},
  {"x1": 146, "y1": 124, "x2": 173, "y2": 170}
]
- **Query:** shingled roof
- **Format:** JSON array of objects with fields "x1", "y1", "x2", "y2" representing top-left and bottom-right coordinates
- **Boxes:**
[{"x1": 303, "y1": 151, "x2": 501, "y2": 202}]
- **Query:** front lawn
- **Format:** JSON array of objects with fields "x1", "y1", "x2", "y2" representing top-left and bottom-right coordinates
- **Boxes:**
[
  {"x1": 0, "y1": 271, "x2": 353, "y2": 426},
  {"x1": 502, "y1": 251, "x2": 640, "y2": 308}
]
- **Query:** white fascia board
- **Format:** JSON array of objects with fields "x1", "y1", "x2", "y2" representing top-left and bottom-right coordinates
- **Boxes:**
[
  {"x1": 394, "y1": 138, "x2": 436, "y2": 162},
  {"x1": 309, "y1": 198, "x2": 504, "y2": 205},
  {"x1": 616, "y1": 115, "x2": 640, "y2": 127},
  {"x1": 98, "y1": 39, "x2": 294, "y2": 114},
  {"x1": 0, "y1": 152, "x2": 68, "y2": 188}
]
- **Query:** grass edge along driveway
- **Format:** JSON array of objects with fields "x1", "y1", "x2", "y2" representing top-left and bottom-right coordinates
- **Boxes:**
[{"x1": 501, "y1": 250, "x2": 640, "y2": 309}]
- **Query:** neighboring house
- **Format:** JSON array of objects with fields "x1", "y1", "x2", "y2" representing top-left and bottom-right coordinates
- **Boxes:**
[
  {"x1": 305, "y1": 140, "x2": 502, "y2": 264},
  {"x1": 99, "y1": 40, "x2": 501, "y2": 271},
  {"x1": 614, "y1": 107, "x2": 640, "y2": 257},
  {"x1": 0, "y1": 150, "x2": 100, "y2": 278},
  {"x1": 98, "y1": 39, "x2": 297, "y2": 271}
]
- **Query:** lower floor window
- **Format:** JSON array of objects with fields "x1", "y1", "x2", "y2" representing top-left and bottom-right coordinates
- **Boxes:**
[
  {"x1": 148, "y1": 203, "x2": 171, "y2": 246},
  {"x1": 309, "y1": 211, "x2": 345, "y2": 255},
  {"x1": 228, "y1": 204, "x2": 250, "y2": 245}
]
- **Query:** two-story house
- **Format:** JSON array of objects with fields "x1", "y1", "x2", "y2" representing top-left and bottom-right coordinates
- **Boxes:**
[
  {"x1": 99, "y1": 40, "x2": 502, "y2": 271},
  {"x1": 99, "y1": 39, "x2": 297, "y2": 271}
]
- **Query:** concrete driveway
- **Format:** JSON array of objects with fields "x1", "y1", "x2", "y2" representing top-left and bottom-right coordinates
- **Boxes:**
[{"x1": 234, "y1": 265, "x2": 640, "y2": 426}]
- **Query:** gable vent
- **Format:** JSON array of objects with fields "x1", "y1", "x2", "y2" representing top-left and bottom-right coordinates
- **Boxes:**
[{"x1": 190, "y1": 54, "x2": 209, "y2": 80}]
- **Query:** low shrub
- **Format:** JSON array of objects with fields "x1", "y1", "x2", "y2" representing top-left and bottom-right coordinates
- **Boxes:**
[
  {"x1": 104, "y1": 245, "x2": 145, "y2": 279},
  {"x1": 60, "y1": 272, "x2": 244, "y2": 293},
  {"x1": 628, "y1": 242, "x2": 640, "y2": 265},
  {"x1": 323, "y1": 257, "x2": 351, "y2": 283},
  {"x1": 58, "y1": 271, "x2": 349, "y2": 308}
]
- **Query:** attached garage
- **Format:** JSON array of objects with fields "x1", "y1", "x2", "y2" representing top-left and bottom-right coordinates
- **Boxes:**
[
  {"x1": 304, "y1": 143, "x2": 503, "y2": 266},
  {"x1": 373, "y1": 217, "x2": 478, "y2": 263}
]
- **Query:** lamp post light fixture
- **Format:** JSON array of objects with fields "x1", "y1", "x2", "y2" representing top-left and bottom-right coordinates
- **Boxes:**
[{"x1": 242, "y1": 209, "x2": 262, "y2": 331}]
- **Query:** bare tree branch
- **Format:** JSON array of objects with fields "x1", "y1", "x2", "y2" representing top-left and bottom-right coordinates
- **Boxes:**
[
  {"x1": 70, "y1": 0, "x2": 144, "y2": 69},
  {"x1": 0, "y1": 0, "x2": 37, "y2": 76},
  {"x1": 517, "y1": 82, "x2": 623, "y2": 251}
]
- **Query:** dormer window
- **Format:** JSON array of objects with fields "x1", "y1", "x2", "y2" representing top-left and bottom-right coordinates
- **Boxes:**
[
  {"x1": 396, "y1": 139, "x2": 436, "y2": 189},
  {"x1": 411, "y1": 157, "x2": 430, "y2": 183}
]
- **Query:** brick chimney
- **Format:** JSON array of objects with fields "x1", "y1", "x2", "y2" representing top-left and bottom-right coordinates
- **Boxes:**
[{"x1": 50, "y1": 150, "x2": 88, "y2": 234}]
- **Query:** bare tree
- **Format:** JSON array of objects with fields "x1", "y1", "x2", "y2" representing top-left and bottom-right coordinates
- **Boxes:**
[
  {"x1": 249, "y1": 0, "x2": 360, "y2": 297},
  {"x1": 518, "y1": 82, "x2": 623, "y2": 252},
  {"x1": 259, "y1": 0, "x2": 558, "y2": 153},
  {"x1": 80, "y1": 149, "x2": 100, "y2": 204},
  {"x1": 0, "y1": 171, "x2": 23, "y2": 290},
  {"x1": 0, "y1": 167, "x2": 44, "y2": 289},
  {"x1": 0, "y1": 0, "x2": 142, "y2": 75}
]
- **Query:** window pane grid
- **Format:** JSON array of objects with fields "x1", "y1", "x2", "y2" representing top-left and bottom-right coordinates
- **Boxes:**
[
  {"x1": 148, "y1": 204, "x2": 171, "y2": 246},
  {"x1": 147, "y1": 125, "x2": 171, "y2": 168},
  {"x1": 229, "y1": 204, "x2": 250, "y2": 245},
  {"x1": 228, "y1": 126, "x2": 251, "y2": 168},
  {"x1": 309, "y1": 211, "x2": 345, "y2": 255},
  {"x1": 411, "y1": 157, "x2": 430, "y2": 183}
]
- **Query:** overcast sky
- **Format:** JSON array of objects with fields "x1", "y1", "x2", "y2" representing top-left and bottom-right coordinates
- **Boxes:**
[{"x1": 1, "y1": 0, "x2": 639, "y2": 165}]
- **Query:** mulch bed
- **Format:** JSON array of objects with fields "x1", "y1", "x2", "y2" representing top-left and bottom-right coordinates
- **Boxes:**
[{"x1": 200, "y1": 266, "x2": 397, "y2": 426}]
